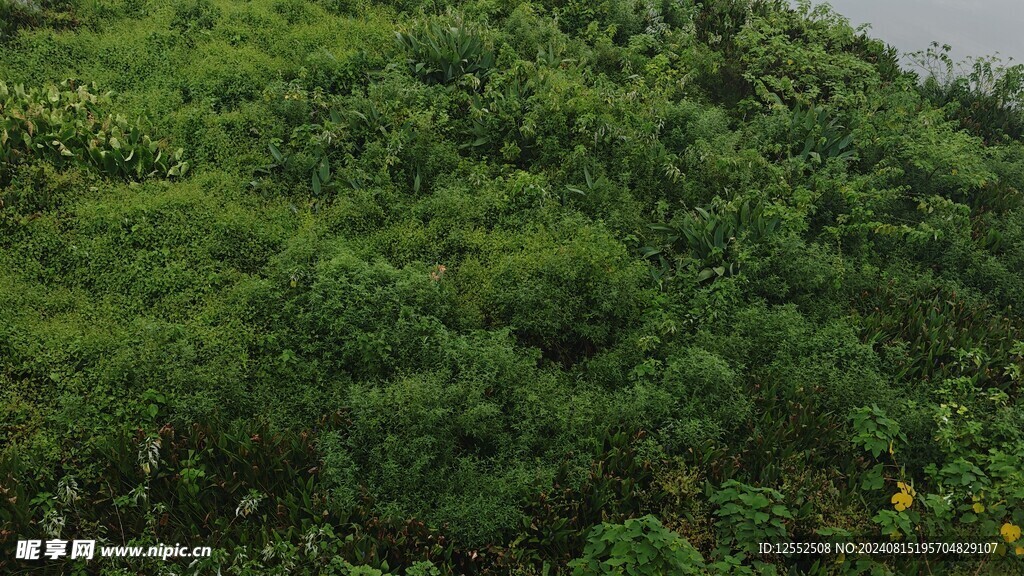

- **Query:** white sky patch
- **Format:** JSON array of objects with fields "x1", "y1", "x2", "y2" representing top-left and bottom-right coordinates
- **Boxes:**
[{"x1": 800, "y1": 0, "x2": 1024, "y2": 65}]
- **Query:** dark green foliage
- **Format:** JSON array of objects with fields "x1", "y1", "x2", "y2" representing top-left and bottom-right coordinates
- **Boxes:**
[
  {"x1": 849, "y1": 35, "x2": 903, "y2": 84},
  {"x1": 689, "y1": 0, "x2": 781, "y2": 106},
  {"x1": 630, "y1": 346, "x2": 751, "y2": 453},
  {"x1": 665, "y1": 348, "x2": 748, "y2": 446},
  {"x1": 0, "y1": 418, "x2": 471, "y2": 574},
  {"x1": 542, "y1": 0, "x2": 649, "y2": 43},
  {"x1": 787, "y1": 101, "x2": 856, "y2": 165},
  {"x1": 511, "y1": 431, "x2": 664, "y2": 569},
  {"x1": 335, "y1": 335, "x2": 569, "y2": 543},
  {"x1": 859, "y1": 284, "x2": 1022, "y2": 388},
  {"x1": 0, "y1": 0, "x2": 47, "y2": 39}
]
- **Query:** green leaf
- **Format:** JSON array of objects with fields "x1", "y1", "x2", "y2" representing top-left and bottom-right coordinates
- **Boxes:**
[
  {"x1": 269, "y1": 142, "x2": 284, "y2": 163},
  {"x1": 696, "y1": 268, "x2": 717, "y2": 282},
  {"x1": 318, "y1": 158, "x2": 330, "y2": 183}
]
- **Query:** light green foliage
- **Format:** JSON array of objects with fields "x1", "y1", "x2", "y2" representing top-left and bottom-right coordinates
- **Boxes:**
[
  {"x1": 893, "y1": 107, "x2": 994, "y2": 194},
  {"x1": 569, "y1": 515, "x2": 705, "y2": 576},
  {"x1": 710, "y1": 480, "x2": 792, "y2": 555},
  {"x1": 0, "y1": 80, "x2": 189, "y2": 182},
  {"x1": 851, "y1": 405, "x2": 906, "y2": 459}
]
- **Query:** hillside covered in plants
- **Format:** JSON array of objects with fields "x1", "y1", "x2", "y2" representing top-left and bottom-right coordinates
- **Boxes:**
[{"x1": 1, "y1": 0, "x2": 1023, "y2": 574}]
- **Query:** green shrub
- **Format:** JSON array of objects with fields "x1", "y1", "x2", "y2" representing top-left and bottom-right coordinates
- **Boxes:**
[
  {"x1": 183, "y1": 42, "x2": 279, "y2": 110},
  {"x1": 170, "y1": 0, "x2": 219, "y2": 36},
  {"x1": 396, "y1": 19, "x2": 495, "y2": 87},
  {"x1": 787, "y1": 101, "x2": 856, "y2": 166},
  {"x1": 317, "y1": 0, "x2": 364, "y2": 16},
  {"x1": 335, "y1": 330, "x2": 603, "y2": 546},
  {"x1": 261, "y1": 245, "x2": 454, "y2": 380},
  {"x1": 735, "y1": 1, "x2": 879, "y2": 108},
  {"x1": 3, "y1": 0, "x2": 1024, "y2": 574},
  {"x1": 273, "y1": 0, "x2": 310, "y2": 25},
  {"x1": 456, "y1": 218, "x2": 650, "y2": 365},
  {"x1": 0, "y1": 160, "x2": 93, "y2": 215},
  {"x1": 543, "y1": 0, "x2": 650, "y2": 44},
  {"x1": 658, "y1": 347, "x2": 750, "y2": 451},
  {"x1": 710, "y1": 480, "x2": 792, "y2": 555},
  {"x1": 644, "y1": 199, "x2": 781, "y2": 285},
  {"x1": 569, "y1": 515, "x2": 705, "y2": 576}
]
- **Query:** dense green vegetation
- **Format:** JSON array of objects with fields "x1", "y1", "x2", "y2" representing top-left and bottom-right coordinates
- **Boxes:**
[{"x1": 1, "y1": 0, "x2": 1023, "y2": 574}]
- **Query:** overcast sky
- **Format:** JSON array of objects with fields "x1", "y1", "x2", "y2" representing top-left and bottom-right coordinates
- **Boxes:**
[{"x1": 805, "y1": 0, "x2": 1024, "y2": 65}]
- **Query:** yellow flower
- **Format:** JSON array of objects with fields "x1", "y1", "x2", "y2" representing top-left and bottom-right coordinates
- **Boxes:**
[
  {"x1": 896, "y1": 481, "x2": 916, "y2": 497},
  {"x1": 892, "y1": 491, "x2": 913, "y2": 512},
  {"x1": 1016, "y1": 546, "x2": 1024, "y2": 556},
  {"x1": 1002, "y1": 523, "x2": 1022, "y2": 543}
]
